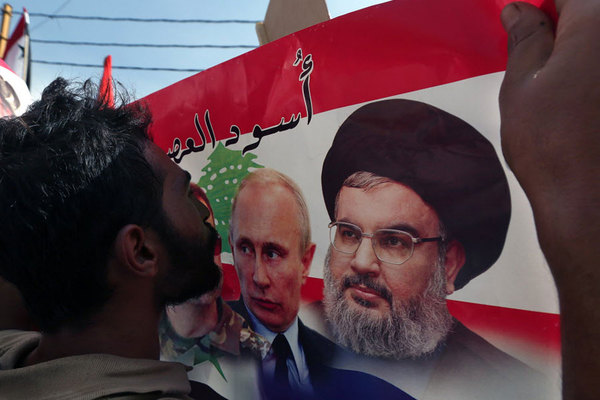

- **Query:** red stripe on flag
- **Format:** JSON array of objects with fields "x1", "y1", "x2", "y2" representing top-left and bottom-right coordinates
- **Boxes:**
[
  {"x1": 301, "y1": 277, "x2": 325, "y2": 303},
  {"x1": 220, "y1": 262, "x2": 240, "y2": 301},
  {"x1": 447, "y1": 300, "x2": 561, "y2": 353}
]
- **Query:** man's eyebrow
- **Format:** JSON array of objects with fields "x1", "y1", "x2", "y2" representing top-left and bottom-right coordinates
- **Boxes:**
[
  {"x1": 336, "y1": 218, "x2": 421, "y2": 237},
  {"x1": 235, "y1": 236, "x2": 252, "y2": 246},
  {"x1": 385, "y1": 223, "x2": 420, "y2": 237},
  {"x1": 262, "y1": 242, "x2": 288, "y2": 256}
]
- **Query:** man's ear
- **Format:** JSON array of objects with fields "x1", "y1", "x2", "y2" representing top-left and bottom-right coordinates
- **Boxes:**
[
  {"x1": 443, "y1": 240, "x2": 466, "y2": 295},
  {"x1": 300, "y1": 242, "x2": 317, "y2": 284},
  {"x1": 113, "y1": 224, "x2": 159, "y2": 278}
]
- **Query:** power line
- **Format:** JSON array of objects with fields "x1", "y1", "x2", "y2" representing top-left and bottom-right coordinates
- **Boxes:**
[
  {"x1": 32, "y1": 59, "x2": 203, "y2": 73},
  {"x1": 31, "y1": 38, "x2": 257, "y2": 49},
  {"x1": 15, "y1": 11, "x2": 260, "y2": 24},
  {"x1": 30, "y1": 0, "x2": 73, "y2": 31}
]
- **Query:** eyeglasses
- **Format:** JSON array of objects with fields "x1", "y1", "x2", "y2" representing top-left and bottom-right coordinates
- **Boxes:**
[{"x1": 328, "y1": 221, "x2": 444, "y2": 265}]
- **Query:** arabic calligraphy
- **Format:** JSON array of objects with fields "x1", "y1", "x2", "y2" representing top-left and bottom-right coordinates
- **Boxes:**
[
  {"x1": 294, "y1": 48, "x2": 314, "y2": 124},
  {"x1": 166, "y1": 47, "x2": 314, "y2": 164},
  {"x1": 167, "y1": 110, "x2": 215, "y2": 163},
  {"x1": 241, "y1": 113, "x2": 302, "y2": 155},
  {"x1": 226, "y1": 125, "x2": 241, "y2": 147}
]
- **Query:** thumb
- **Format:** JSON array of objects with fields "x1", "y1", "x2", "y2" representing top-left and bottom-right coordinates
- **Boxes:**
[{"x1": 501, "y1": 2, "x2": 555, "y2": 86}]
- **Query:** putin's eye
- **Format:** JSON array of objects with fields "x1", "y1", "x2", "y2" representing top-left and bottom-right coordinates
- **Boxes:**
[
  {"x1": 238, "y1": 243, "x2": 254, "y2": 256},
  {"x1": 262, "y1": 243, "x2": 287, "y2": 262}
]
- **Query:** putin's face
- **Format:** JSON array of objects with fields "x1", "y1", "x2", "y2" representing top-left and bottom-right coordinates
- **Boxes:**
[
  {"x1": 324, "y1": 181, "x2": 463, "y2": 358},
  {"x1": 230, "y1": 182, "x2": 315, "y2": 333}
]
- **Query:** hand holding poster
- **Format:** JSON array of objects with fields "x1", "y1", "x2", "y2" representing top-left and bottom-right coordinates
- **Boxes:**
[{"x1": 145, "y1": 0, "x2": 560, "y2": 398}]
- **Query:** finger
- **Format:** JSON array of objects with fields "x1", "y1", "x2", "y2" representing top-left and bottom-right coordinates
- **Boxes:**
[
  {"x1": 501, "y1": 2, "x2": 555, "y2": 86},
  {"x1": 554, "y1": 0, "x2": 568, "y2": 15}
]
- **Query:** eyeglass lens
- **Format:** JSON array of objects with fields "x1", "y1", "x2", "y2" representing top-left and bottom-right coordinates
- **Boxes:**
[{"x1": 330, "y1": 223, "x2": 414, "y2": 264}]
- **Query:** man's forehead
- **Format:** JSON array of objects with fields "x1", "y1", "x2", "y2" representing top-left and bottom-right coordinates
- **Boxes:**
[
  {"x1": 336, "y1": 183, "x2": 440, "y2": 231},
  {"x1": 144, "y1": 142, "x2": 186, "y2": 182},
  {"x1": 236, "y1": 180, "x2": 297, "y2": 212},
  {"x1": 232, "y1": 182, "x2": 303, "y2": 244}
]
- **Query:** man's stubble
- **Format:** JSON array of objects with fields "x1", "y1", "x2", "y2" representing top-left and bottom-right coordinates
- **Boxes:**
[{"x1": 154, "y1": 212, "x2": 222, "y2": 308}]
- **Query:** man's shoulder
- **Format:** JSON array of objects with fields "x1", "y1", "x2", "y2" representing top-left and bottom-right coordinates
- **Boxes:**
[
  {"x1": 0, "y1": 339, "x2": 195, "y2": 400},
  {"x1": 0, "y1": 329, "x2": 40, "y2": 345},
  {"x1": 442, "y1": 321, "x2": 537, "y2": 375},
  {"x1": 425, "y1": 321, "x2": 556, "y2": 400},
  {"x1": 298, "y1": 320, "x2": 338, "y2": 351},
  {"x1": 0, "y1": 329, "x2": 40, "y2": 369}
]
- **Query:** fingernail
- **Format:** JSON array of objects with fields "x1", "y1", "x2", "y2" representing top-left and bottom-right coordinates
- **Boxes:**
[{"x1": 501, "y1": 3, "x2": 521, "y2": 32}]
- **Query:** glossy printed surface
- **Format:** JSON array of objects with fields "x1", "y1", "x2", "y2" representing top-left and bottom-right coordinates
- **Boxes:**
[
  {"x1": 230, "y1": 182, "x2": 314, "y2": 332},
  {"x1": 329, "y1": 183, "x2": 446, "y2": 316}
]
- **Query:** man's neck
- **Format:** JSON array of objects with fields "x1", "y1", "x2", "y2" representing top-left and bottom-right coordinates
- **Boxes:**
[{"x1": 23, "y1": 302, "x2": 162, "y2": 366}]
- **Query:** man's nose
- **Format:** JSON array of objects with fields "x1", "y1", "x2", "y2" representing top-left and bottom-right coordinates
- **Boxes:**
[
  {"x1": 350, "y1": 238, "x2": 381, "y2": 276},
  {"x1": 252, "y1": 258, "x2": 270, "y2": 288}
]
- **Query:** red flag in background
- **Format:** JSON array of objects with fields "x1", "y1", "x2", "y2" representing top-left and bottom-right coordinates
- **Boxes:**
[
  {"x1": 98, "y1": 55, "x2": 114, "y2": 108},
  {"x1": 3, "y1": 8, "x2": 30, "y2": 88}
]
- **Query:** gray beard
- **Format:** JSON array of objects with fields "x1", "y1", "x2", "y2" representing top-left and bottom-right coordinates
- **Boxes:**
[{"x1": 323, "y1": 247, "x2": 453, "y2": 359}]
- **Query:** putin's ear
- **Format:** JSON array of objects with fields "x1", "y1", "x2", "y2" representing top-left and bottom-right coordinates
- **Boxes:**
[
  {"x1": 228, "y1": 235, "x2": 235, "y2": 258},
  {"x1": 301, "y1": 243, "x2": 317, "y2": 283},
  {"x1": 113, "y1": 224, "x2": 159, "y2": 278},
  {"x1": 443, "y1": 240, "x2": 466, "y2": 295}
]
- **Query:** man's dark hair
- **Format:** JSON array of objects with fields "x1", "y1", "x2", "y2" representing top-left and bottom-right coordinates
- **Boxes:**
[{"x1": 0, "y1": 78, "x2": 163, "y2": 333}]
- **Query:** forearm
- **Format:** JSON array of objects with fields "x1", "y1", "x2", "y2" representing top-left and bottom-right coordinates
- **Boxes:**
[{"x1": 499, "y1": 1, "x2": 600, "y2": 398}]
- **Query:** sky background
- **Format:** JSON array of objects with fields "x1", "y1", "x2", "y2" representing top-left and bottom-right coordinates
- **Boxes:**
[{"x1": 4, "y1": 0, "x2": 388, "y2": 100}]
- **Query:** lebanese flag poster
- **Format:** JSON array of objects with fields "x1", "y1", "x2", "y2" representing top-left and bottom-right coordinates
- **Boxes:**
[{"x1": 144, "y1": 0, "x2": 560, "y2": 399}]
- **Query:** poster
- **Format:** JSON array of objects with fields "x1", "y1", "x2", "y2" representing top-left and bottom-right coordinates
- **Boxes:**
[
  {"x1": 0, "y1": 59, "x2": 32, "y2": 118},
  {"x1": 143, "y1": 0, "x2": 561, "y2": 398}
]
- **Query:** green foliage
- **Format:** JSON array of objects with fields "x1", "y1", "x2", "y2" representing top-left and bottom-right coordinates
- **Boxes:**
[{"x1": 197, "y1": 142, "x2": 263, "y2": 252}]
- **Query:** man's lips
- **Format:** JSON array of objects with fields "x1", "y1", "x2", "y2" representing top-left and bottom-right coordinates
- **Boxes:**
[
  {"x1": 251, "y1": 297, "x2": 279, "y2": 311},
  {"x1": 342, "y1": 274, "x2": 393, "y2": 305},
  {"x1": 347, "y1": 284, "x2": 385, "y2": 301}
]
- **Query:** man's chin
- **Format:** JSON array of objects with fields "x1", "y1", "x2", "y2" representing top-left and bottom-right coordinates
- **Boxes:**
[
  {"x1": 186, "y1": 279, "x2": 222, "y2": 306},
  {"x1": 326, "y1": 288, "x2": 453, "y2": 359},
  {"x1": 187, "y1": 260, "x2": 222, "y2": 302},
  {"x1": 160, "y1": 259, "x2": 222, "y2": 307}
]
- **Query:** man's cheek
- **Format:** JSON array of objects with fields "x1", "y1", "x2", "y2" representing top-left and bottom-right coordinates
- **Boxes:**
[{"x1": 329, "y1": 258, "x2": 347, "y2": 281}]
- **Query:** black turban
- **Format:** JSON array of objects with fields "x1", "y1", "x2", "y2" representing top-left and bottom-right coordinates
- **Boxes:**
[{"x1": 321, "y1": 99, "x2": 511, "y2": 290}]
